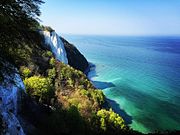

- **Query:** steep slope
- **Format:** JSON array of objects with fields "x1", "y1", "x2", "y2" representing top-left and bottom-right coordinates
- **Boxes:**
[
  {"x1": 61, "y1": 37, "x2": 89, "y2": 72},
  {"x1": 0, "y1": 30, "x2": 91, "y2": 134},
  {"x1": 40, "y1": 29, "x2": 89, "y2": 72}
]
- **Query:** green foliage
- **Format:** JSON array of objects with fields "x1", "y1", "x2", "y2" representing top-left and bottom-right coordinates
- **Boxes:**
[
  {"x1": 91, "y1": 90, "x2": 105, "y2": 106},
  {"x1": 0, "y1": 0, "x2": 44, "y2": 61},
  {"x1": 24, "y1": 76, "x2": 54, "y2": 103},
  {"x1": 96, "y1": 109, "x2": 126, "y2": 131},
  {"x1": 67, "y1": 90, "x2": 92, "y2": 112},
  {"x1": 57, "y1": 62, "x2": 93, "y2": 89},
  {"x1": 21, "y1": 67, "x2": 31, "y2": 78},
  {"x1": 42, "y1": 51, "x2": 53, "y2": 57},
  {"x1": 54, "y1": 62, "x2": 106, "y2": 118},
  {"x1": 80, "y1": 89, "x2": 105, "y2": 105},
  {"x1": 0, "y1": 0, "x2": 47, "y2": 77},
  {"x1": 100, "y1": 116, "x2": 106, "y2": 131},
  {"x1": 49, "y1": 57, "x2": 56, "y2": 67},
  {"x1": 48, "y1": 67, "x2": 56, "y2": 80},
  {"x1": 47, "y1": 51, "x2": 53, "y2": 57},
  {"x1": 80, "y1": 89, "x2": 91, "y2": 97}
]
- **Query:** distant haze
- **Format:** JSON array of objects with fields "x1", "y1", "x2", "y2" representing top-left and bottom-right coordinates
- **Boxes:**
[{"x1": 40, "y1": 0, "x2": 180, "y2": 36}]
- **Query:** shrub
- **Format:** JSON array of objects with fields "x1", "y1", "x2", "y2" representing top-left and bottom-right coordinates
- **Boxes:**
[
  {"x1": 24, "y1": 76, "x2": 54, "y2": 103},
  {"x1": 49, "y1": 57, "x2": 56, "y2": 67},
  {"x1": 57, "y1": 62, "x2": 94, "y2": 89},
  {"x1": 96, "y1": 109, "x2": 126, "y2": 131},
  {"x1": 48, "y1": 67, "x2": 56, "y2": 80},
  {"x1": 80, "y1": 89, "x2": 90, "y2": 96},
  {"x1": 91, "y1": 90, "x2": 105, "y2": 105},
  {"x1": 42, "y1": 51, "x2": 53, "y2": 57},
  {"x1": 20, "y1": 67, "x2": 31, "y2": 78},
  {"x1": 46, "y1": 51, "x2": 53, "y2": 57},
  {"x1": 80, "y1": 89, "x2": 104, "y2": 105}
]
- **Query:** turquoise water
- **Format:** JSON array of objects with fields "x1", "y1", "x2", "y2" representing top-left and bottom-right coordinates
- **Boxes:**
[{"x1": 63, "y1": 35, "x2": 180, "y2": 133}]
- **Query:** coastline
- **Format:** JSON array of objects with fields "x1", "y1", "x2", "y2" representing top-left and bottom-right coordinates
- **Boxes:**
[
  {"x1": 84, "y1": 62, "x2": 94, "y2": 76},
  {"x1": 86, "y1": 61, "x2": 132, "y2": 125}
]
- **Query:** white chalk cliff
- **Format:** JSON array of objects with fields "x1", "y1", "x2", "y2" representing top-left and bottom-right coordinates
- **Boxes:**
[
  {"x1": 41, "y1": 30, "x2": 68, "y2": 64},
  {"x1": 0, "y1": 69, "x2": 25, "y2": 135}
]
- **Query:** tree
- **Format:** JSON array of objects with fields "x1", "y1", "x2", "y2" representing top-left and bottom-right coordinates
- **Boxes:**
[
  {"x1": 96, "y1": 109, "x2": 126, "y2": 132},
  {"x1": 0, "y1": 0, "x2": 44, "y2": 80},
  {"x1": 0, "y1": 0, "x2": 44, "y2": 58}
]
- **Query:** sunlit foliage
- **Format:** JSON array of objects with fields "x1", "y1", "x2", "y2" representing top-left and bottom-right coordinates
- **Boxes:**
[
  {"x1": 97, "y1": 109, "x2": 126, "y2": 131},
  {"x1": 24, "y1": 76, "x2": 54, "y2": 103}
]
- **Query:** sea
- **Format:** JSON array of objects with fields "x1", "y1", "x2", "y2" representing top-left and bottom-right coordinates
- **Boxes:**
[{"x1": 63, "y1": 35, "x2": 180, "y2": 133}]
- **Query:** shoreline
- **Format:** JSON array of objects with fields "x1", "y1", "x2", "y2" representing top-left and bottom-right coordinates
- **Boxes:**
[
  {"x1": 84, "y1": 62, "x2": 95, "y2": 76},
  {"x1": 85, "y1": 61, "x2": 133, "y2": 125},
  {"x1": 84, "y1": 61, "x2": 180, "y2": 134}
]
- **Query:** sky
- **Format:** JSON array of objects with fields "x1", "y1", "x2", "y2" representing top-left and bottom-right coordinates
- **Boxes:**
[{"x1": 40, "y1": 0, "x2": 180, "y2": 36}]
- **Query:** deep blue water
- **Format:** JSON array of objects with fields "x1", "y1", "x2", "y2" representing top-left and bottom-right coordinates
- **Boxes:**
[{"x1": 63, "y1": 35, "x2": 180, "y2": 133}]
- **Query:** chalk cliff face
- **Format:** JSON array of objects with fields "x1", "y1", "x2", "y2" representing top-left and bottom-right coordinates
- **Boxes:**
[
  {"x1": 40, "y1": 30, "x2": 89, "y2": 72},
  {"x1": 41, "y1": 30, "x2": 68, "y2": 64},
  {"x1": 0, "y1": 64, "x2": 25, "y2": 135}
]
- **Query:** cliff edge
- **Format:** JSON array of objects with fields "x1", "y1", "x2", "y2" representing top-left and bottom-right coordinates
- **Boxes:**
[{"x1": 61, "y1": 37, "x2": 89, "y2": 72}]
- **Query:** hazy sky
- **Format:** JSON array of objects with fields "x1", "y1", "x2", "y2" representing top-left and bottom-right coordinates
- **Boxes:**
[{"x1": 40, "y1": 0, "x2": 180, "y2": 35}]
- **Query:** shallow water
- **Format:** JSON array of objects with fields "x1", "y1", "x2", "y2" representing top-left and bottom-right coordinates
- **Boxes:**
[{"x1": 63, "y1": 35, "x2": 180, "y2": 133}]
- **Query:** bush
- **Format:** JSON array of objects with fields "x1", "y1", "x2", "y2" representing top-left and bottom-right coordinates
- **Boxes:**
[
  {"x1": 91, "y1": 90, "x2": 105, "y2": 105},
  {"x1": 57, "y1": 62, "x2": 94, "y2": 89},
  {"x1": 20, "y1": 67, "x2": 31, "y2": 78},
  {"x1": 46, "y1": 51, "x2": 53, "y2": 57},
  {"x1": 24, "y1": 76, "x2": 54, "y2": 103},
  {"x1": 49, "y1": 57, "x2": 56, "y2": 67},
  {"x1": 80, "y1": 89, "x2": 90, "y2": 97},
  {"x1": 42, "y1": 51, "x2": 53, "y2": 57},
  {"x1": 48, "y1": 67, "x2": 56, "y2": 80},
  {"x1": 96, "y1": 109, "x2": 126, "y2": 131},
  {"x1": 80, "y1": 89, "x2": 105, "y2": 106}
]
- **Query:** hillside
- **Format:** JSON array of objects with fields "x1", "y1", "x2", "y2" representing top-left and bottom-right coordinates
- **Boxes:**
[
  {"x1": 0, "y1": 1, "x2": 179, "y2": 135},
  {"x1": 0, "y1": 28, "x2": 129, "y2": 135}
]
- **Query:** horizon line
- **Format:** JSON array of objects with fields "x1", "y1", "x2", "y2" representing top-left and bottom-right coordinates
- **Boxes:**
[{"x1": 60, "y1": 33, "x2": 180, "y2": 37}]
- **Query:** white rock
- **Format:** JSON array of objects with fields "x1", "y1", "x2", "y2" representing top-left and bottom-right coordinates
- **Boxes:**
[
  {"x1": 0, "y1": 72, "x2": 25, "y2": 135},
  {"x1": 41, "y1": 30, "x2": 68, "y2": 64}
]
